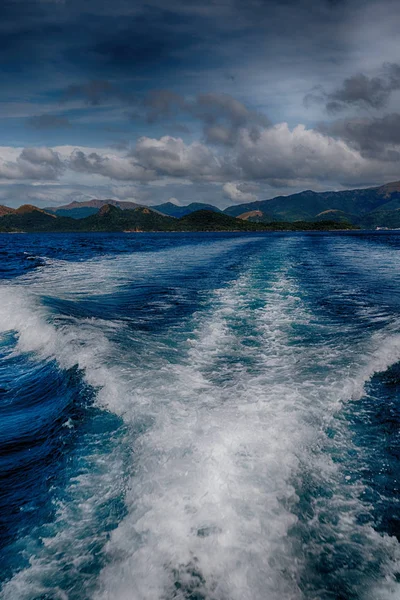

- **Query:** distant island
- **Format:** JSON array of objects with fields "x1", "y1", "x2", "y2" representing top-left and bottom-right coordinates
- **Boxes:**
[
  {"x1": 0, "y1": 204, "x2": 357, "y2": 233},
  {"x1": 2, "y1": 179, "x2": 400, "y2": 233}
]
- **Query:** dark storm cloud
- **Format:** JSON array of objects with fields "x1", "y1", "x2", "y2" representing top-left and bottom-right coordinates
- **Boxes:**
[
  {"x1": 320, "y1": 114, "x2": 400, "y2": 160},
  {"x1": 305, "y1": 63, "x2": 400, "y2": 113},
  {"x1": 191, "y1": 93, "x2": 271, "y2": 145},
  {"x1": 328, "y1": 63, "x2": 400, "y2": 112},
  {"x1": 0, "y1": 1, "x2": 204, "y2": 79},
  {"x1": 0, "y1": 0, "x2": 368, "y2": 78},
  {"x1": 136, "y1": 90, "x2": 271, "y2": 145},
  {"x1": 52, "y1": 2, "x2": 223, "y2": 75},
  {"x1": 61, "y1": 84, "x2": 270, "y2": 145}
]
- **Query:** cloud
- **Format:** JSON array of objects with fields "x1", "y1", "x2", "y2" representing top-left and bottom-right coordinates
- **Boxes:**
[
  {"x1": 230, "y1": 123, "x2": 392, "y2": 187},
  {"x1": 133, "y1": 135, "x2": 219, "y2": 178},
  {"x1": 69, "y1": 149, "x2": 155, "y2": 181},
  {"x1": 194, "y1": 93, "x2": 262, "y2": 126},
  {"x1": 319, "y1": 113, "x2": 400, "y2": 161},
  {"x1": 136, "y1": 90, "x2": 270, "y2": 146},
  {"x1": 305, "y1": 63, "x2": 400, "y2": 113},
  {"x1": 3, "y1": 0, "x2": 400, "y2": 204},
  {"x1": 110, "y1": 139, "x2": 131, "y2": 151},
  {"x1": 59, "y1": 121, "x2": 400, "y2": 189},
  {"x1": 142, "y1": 90, "x2": 186, "y2": 123},
  {"x1": 329, "y1": 64, "x2": 400, "y2": 111},
  {"x1": 68, "y1": 124, "x2": 398, "y2": 189},
  {"x1": 63, "y1": 80, "x2": 128, "y2": 105},
  {"x1": 109, "y1": 184, "x2": 139, "y2": 199},
  {"x1": 194, "y1": 92, "x2": 270, "y2": 145},
  {"x1": 222, "y1": 182, "x2": 258, "y2": 203},
  {"x1": 0, "y1": 147, "x2": 64, "y2": 180},
  {"x1": 1, "y1": 114, "x2": 399, "y2": 193},
  {"x1": 62, "y1": 83, "x2": 269, "y2": 147},
  {"x1": 303, "y1": 85, "x2": 328, "y2": 109},
  {"x1": 27, "y1": 114, "x2": 71, "y2": 129}
]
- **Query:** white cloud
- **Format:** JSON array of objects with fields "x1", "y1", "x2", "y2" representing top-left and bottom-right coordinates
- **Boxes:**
[
  {"x1": 0, "y1": 121, "x2": 399, "y2": 195},
  {"x1": 69, "y1": 149, "x2": 155, "y2": 181},
  {"x1": 231, "y1": 123, "x2": 400, "y2": 187},
  {"x1": 0, "y1": 147, "x2": 64, "y2": 181},
  {"x1": 108, "y1": 184, "x2": 139, "y2": 200},
  {"x1": 134, "y1": 136, "x2": 219, "y2": 179},
  {"x1": 222, "y1": 182, "x2": 258, "y2": 203}
]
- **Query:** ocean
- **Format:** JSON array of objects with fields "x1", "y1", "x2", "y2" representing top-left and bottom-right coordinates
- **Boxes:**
[{"x1": 0, "y1": 230, "x2": 400, "y2": 600}]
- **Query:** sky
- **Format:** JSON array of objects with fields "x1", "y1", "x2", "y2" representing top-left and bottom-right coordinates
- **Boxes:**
[{"x1": 1, "y1": 0, "x2": 400, "y2": 208}]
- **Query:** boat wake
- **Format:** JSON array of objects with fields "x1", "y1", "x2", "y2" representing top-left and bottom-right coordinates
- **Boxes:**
[{"x1": 0, "y1": 234, "x2": 400, "y2": 599}]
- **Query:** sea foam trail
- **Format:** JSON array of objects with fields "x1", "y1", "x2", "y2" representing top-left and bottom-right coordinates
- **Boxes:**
[
  {"x1": 2, "y1": 237, "x2": 400, "y2": 599},
  {"x1": 95, "y1": 274, "x2": 304, "y2": 600},
  {"x1": 92, "y1": 256, "x2": 400, "y2": 600}
]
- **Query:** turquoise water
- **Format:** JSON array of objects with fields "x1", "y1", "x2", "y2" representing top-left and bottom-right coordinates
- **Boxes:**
[{"x1": 0, "y1": 231, "x2": 400, "y2": 599}]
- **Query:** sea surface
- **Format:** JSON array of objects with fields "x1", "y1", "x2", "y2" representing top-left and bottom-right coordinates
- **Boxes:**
[{"x1": 0, "y1": 230, "x2": 400, "y2": 600}]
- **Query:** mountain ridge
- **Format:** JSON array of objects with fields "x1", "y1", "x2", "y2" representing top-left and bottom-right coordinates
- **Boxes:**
[{"x1": 223, "y1": 181, "x2": 400, "y2": 226}]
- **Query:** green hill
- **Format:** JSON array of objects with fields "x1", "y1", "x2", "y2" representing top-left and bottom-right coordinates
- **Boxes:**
[{"x1": 74, "y1": 204, "x2": 176, "y2": 232}]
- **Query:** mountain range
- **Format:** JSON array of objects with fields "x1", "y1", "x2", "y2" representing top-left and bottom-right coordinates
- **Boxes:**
[
  {"x1": 39, "y1": 180, "x2": 400, "y2": 228},
  {"x1": 224, "y1": 181, "x2": 400, "y2": 228},
  {"x1": 2, "y1": 180, "x2": 400, "y2": 232}
]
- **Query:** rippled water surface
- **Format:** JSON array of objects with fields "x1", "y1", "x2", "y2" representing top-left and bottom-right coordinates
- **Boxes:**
[{"x1": 1, "y1": 231, "x2": 400, "y2": 600}]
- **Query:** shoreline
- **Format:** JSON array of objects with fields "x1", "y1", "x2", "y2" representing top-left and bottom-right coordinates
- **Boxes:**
[{"x1": 2, "y1": 228, "x2": 393, "y2": 235}]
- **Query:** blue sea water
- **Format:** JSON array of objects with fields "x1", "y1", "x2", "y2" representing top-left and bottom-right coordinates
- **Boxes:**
[{"x1": 1, "y1": 231, "x2": 400, "y2": 599}]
